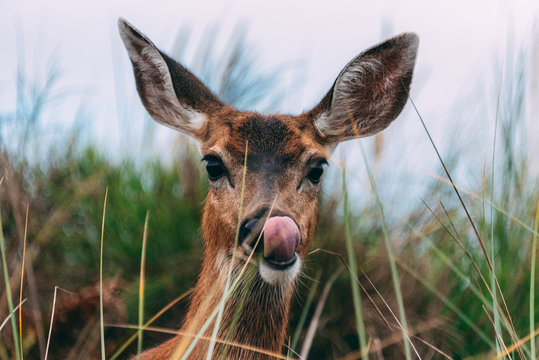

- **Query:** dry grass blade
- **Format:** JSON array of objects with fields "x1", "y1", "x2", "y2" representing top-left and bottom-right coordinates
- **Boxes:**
[
  {"x1": 409, "y1": 98, "x2": 490, "y2": 269},
  {"x1": 482, "y1": 305, "x2": 512, "y2": 360},
  {"x1": 109, "y1": 289, "x2": 193, "y2": 360},
  {"x1": 23, "y1": 248, "x2": 46, "y2": 358},
  {"x1": 337, "y1": 319, "x2": 443, "y2": 360},
  {"x1": 358, "y1": 267, "x2": 421, "y2": 359},
  {"x1": 283, "y1": 342, "x2": 303, "y2": 360},
  {"x1": 396, "y1": 256, "x2": 493, "y2": 346},
  {"x1": 299, "y1": 268, "x2": 342, "y2": 359},
  {"x1": 426, "y1": 173, "x2": 539, "y2": 237},
  {"x1": 410, "y1": 98, "x2": 524, "y2": 359},
  {"x1": 44, "y1": 286, "x2": 73, "y2": 360},
  {"x1": 0, "y1": 299, "x2": 27, "y2": 332},
  {"x1": 112, "y1": 324, "x2": 294, "y2": 359},
  {"x1": 422, "y1": 200, "x2": 492, "y2": 297},
  {"x1": 307, "y1": 248, "x2": 412, "y2": 357},
  {"x1": 496, "y1": 328, "x2": 539, "y2": 360},
  {"x1": 411, "y1": 335, "x2": 452, "y2": 360},
  {"x1": 423, "y1": 200, "x2": 518, "y2": 344}
]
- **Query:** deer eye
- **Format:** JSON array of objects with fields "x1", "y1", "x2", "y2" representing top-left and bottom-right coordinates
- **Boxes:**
[
  {"x1": 307, "y1": 160, "x2": 327, "y2": 184},
  {"x1": 202, "y1": 155, "x2": 226, "y2": 181}
]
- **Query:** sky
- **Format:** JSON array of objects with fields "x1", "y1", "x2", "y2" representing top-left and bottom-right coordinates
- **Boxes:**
[{"x1": 1, "y1": 0, "x2": 538, "y2": 210}]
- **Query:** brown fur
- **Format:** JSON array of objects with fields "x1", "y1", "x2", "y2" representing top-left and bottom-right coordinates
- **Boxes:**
[{"x1": 118, "y1": 18, "x2": 418, "y2": 359}]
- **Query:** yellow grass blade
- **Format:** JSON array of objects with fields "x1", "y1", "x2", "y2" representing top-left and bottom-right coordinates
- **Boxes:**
[
  {"x1": 109, "y1": 289, "x2": 193, "y2": 360},
  {"x1": 112, "y1": 324, "x2": 294, "y2": 360},
  {"x1": 137, "y1": 211, "x2": 150, "y2": 358},
  {"x1": 99, "y1": 187, "x2": 108, "y2": 360},
  {"x1": 19, "y1": 204, "x2": 28, "y2": 359}
]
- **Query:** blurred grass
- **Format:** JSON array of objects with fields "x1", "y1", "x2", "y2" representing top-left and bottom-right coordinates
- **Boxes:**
[{"x1": 0, "y1": 22, "x2": 538, "y2": 360}]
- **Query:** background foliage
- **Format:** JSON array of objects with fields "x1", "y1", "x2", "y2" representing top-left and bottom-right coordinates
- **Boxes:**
[{"x1": 1, "y1": 22, "x2": 538, "y2": 360}]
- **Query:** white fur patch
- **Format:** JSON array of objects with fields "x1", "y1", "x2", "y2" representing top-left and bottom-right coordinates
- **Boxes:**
[
  {"x1": 259, "y1": 257, "x2": 301, "y2": 286},
  {"x1": 215, "y1": 249, "x2": 229, "y2": 271}
]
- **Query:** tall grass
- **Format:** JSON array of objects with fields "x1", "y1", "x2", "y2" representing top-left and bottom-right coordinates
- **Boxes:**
[{"x1": 0, "y1": 20, "x2": 538, "y2": 360}]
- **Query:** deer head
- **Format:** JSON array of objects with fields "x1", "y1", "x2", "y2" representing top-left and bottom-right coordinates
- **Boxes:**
[{"x1": 119, "y1": 18, "x2": 418, "y2": 358}]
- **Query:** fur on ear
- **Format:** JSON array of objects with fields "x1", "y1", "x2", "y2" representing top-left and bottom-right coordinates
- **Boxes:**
[
  {"x1": 118, "y1": 18, "x2": 223, "y2": 137},
  {"x1": 308, "y1": 33, "x2": 419, "y2": 145}
]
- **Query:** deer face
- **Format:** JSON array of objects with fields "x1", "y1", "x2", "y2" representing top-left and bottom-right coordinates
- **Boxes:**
[
  {"x1": 119, "y1": 18, "x2": 418, "y2": 287},
  {"x1": 197, "y1": 110, "x2": 327, "y2": 284}
]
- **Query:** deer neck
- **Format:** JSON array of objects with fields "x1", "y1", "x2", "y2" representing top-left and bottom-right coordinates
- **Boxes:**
[{"x1": 176, "y1": 240, "x2": 294, "y2": 359}]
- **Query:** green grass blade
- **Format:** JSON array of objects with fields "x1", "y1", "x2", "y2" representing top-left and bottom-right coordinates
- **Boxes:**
[
  {"x1": 204, "y1": 141, "x2": 248, "y2": 360},
  {"x1": 100, "y1": 188, "x2": 108, "y2": 360},
  {"x1": 0, "y1": 208, "x2": 22, "y2": 360},
  {"x1": 396, "y1": 257, "x2": 494, "y2": 347},
  {"x1": 359, "y1": 143, "x2": 412, "y2": 359},
  {"x1": 530, "y1": 200, "x2": 539, "y2": 358},
  {"x1": 137, "y1": 211, "x2": 150, "y2": 358},
  {"x1": 290, "y1": 271, "x2": 321, "y2": 353},
  {"x1": 491, "y1": 61, "x2": 503, "y2": 355},
  {"x1": 342, "y1": 166, "x2": 368, "y2": 359}
]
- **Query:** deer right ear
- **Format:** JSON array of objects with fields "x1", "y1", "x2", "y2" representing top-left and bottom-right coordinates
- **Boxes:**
[
  {"x1": 118, "y1": 18, "x2": 223, "y2": 137},
  {"x1": 307, "y1": 33, "x2": 419, "y2": 146}
]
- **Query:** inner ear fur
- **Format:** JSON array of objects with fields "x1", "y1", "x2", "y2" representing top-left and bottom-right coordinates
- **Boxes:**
[
  {"x1": 118, "y1": 18, "x2": 224, "y2": 137},
  {"x1": 308, "y1": 33, "x2": 419, "y2": 145}
]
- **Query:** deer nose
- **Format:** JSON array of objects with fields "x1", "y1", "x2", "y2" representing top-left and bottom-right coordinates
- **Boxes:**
[{"x1": 239, "y1": 218, "x2": 264, "y2": 248}]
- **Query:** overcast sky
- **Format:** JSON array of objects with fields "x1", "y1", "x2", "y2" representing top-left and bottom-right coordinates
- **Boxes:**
[{"x1": 1, "y1": 0, "x2": 538, "y2": 209}]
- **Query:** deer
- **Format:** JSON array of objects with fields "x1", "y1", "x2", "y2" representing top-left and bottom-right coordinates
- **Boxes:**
[{"x1": 118, "y1": 18, "x2": 418, "y2": 359}]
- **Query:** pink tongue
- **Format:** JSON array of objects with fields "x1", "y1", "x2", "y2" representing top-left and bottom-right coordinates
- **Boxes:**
[{"x1": 263, "y1": 216, "x2": 300, "y2": 263}]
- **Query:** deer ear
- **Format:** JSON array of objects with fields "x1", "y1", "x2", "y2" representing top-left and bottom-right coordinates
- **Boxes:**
[
  {"x1": 308, "y1": 33, "x2": 418, "y2": 145},
  {"x1": 118, "y1": 18, "x2": 223, "y2": 137}
]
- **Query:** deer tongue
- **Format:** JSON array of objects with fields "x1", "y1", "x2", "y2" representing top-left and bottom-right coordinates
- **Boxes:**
[{"x1": 263, "y1": 216, "x2": 300, "y2": 264}]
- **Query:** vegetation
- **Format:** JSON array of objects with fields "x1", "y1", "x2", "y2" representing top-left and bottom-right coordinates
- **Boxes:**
[{"x1": 0, "y1": 24, "x2": 538, "y2": 360}]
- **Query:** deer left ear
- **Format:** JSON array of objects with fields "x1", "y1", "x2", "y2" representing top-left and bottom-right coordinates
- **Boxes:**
[{"x1": 308, "y1": 33, "x2": 419, "y2": 145}]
